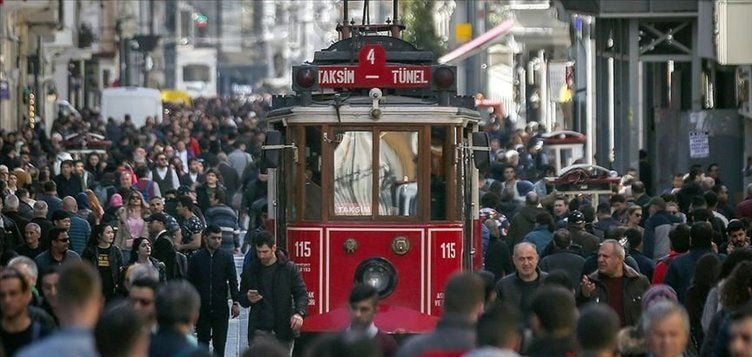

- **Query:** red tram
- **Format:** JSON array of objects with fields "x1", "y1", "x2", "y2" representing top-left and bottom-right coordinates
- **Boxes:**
[{"x1": 261, "y1": 2, "x2": 489, "y2": 335}]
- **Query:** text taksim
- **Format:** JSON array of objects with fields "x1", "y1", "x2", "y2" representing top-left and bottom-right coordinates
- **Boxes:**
[{"x1": 319, "y1": 68, "x2": 355, "y2": 85}]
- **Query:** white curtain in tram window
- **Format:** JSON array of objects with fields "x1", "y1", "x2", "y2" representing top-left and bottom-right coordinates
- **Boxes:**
[
  {"x1": 333, "y1": 132, "x2": 373, "y2": 216},
  {"x1": 379, "y1": 132, "x2": 419, "y2": 216}
]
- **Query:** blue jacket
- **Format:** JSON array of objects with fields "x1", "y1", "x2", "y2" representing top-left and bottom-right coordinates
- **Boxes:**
[
  {"x1": 68, "y1": 215, "x2": 91, "y2": 254},
  {"x1": 18, "y1": 327, "x2": 96, "y2": 357},
  {"x1": 523, "y1": 225, "x2": 553, "y2": 255}
]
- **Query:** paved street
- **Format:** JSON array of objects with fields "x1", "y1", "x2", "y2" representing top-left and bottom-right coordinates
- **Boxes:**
[{"x1": 224, "y1": 254, "x2": 250, "y2": 356}]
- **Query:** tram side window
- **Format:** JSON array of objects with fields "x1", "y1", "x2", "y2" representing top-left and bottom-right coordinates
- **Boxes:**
[
  {"x1": 431, "y1": 128, "x2": 448, "y2": 220},
  {"x1": 333, "y1": 131, "x2": 373, "y2": 216},
  {"x1": 304, "y1": 127, "x2": 322, "y2": 220},
  {"x1": 379, "y1": 131, "x2": 418, "y2": 216}
]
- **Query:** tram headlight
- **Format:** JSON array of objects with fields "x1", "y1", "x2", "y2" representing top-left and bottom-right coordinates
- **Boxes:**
[
  {"x1": 293, "y1": 66, "x2": 318, "y2": 91},
  {"x1": 432, "y1": 66, "x2": 455, "y2": 90},
  {"x1": 354, "y1": 258, "x2": 397, "y2": 299}
]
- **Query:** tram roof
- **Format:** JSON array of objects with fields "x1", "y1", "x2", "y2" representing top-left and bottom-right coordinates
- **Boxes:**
[{"x1": 267, "y1": 96, "x2": 480, "y2": 127}]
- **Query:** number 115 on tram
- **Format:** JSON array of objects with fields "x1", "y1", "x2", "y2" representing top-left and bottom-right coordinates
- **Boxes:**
[{"x1": 261, "y1": 37, "x2": 491, "y2": 334}]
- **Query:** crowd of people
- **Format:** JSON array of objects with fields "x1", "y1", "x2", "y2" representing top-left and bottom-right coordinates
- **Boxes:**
[
  {"x1": 459, "y1": 125, "x2": 752, "y2": 357},
  {"x1": 0, "y1": 96, "x2": 299, "y2": 356},
  {"x1": 0, "y1": 91, "x2": 751, "y2": 357}
]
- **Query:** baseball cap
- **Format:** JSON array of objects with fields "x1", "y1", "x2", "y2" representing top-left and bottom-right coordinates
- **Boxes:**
[{"x1": 567, "y1": 210, "x2": 586, "y2": 224}]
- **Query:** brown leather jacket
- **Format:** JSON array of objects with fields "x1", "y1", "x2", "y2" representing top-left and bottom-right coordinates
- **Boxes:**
[{"x1": 578, "y1": 264, "x2": 650, "y2": 326}]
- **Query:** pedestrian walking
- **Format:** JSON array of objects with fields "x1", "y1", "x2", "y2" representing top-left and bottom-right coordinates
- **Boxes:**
[
  {"x1": 17, "y1": 262, "x2": 103, "y2": 357},
  {"x1": 187, "y1": 225, "x2": 241, "y2": 356},
  {"x1": 398, "y1": 272, "x2": 485, "y2": 357},
  {"x1": 239, "y1": 231, "x2": 308, "y2": 352},
  {"x1": 579, "y1": 239, "x2": 650, "y2": 327}
]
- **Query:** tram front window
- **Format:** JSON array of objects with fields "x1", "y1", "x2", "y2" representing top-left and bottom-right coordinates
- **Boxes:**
[
  {"x1": 304, "y1": 126, "x2": 322, "y2": 220},
  {"x1": 431, "y1": 128, "x2": 449, "y2": 220},
  {"x1": 333, "y1": 131, "x2": 373, "y2": 216},
  {"x1": 379, "y1": 131, "x2": 418, "y2": 216}
]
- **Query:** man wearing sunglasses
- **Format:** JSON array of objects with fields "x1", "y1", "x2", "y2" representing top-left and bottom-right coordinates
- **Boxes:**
[{"x1": 34, "y1": 228, "x2": 81, "y2": 276}]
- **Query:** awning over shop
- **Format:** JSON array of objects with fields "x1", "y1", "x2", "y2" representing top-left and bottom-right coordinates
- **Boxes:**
[{"x1": 438, "y1": 19, "x2": 516, "y2": 64}]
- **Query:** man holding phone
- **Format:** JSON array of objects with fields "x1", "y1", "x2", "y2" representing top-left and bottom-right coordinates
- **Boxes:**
[
  {"x1": 239, "y1": 230, "x2": 308, "y2": 353},
  {"x1": 724, "y1": 220, "x2": 750, "y2": 254}
]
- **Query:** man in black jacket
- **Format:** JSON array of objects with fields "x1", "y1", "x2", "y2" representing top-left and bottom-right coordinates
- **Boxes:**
[
  {"x1": 53, "y1": 160, "x2": 83, "y2": 199},
  {"x1": 239, "y1": 230, "x2": 308, "y2": 351},
  {"x1": 187, "y1": 225, "x2": 240, "y2": 356},
  {"x1": 495, "y1": 242, "x2": 548, "y2": 319},
  {"x1": 148, "y1": 213, "x2": 184, "y2": 280},
  {"x1": 539, "y1": 229, "x2": 585, "y2": 286}
]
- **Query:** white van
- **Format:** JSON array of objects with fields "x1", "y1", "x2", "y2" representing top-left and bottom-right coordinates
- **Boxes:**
[{"x1": 100, "y1": 87, "x2": 162, "y2": 128}]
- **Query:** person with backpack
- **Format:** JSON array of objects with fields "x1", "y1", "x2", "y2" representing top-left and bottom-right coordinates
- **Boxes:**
[
  {"x1": 652, "y1": 224, "x2": 691, "y2": 284},
  {"x1": 132, "y1": 166, "x2": 160, "y2": 203}
]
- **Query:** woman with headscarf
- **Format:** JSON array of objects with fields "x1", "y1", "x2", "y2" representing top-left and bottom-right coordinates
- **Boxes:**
[
  {"x1": 102, "y1": 193, "x2": 122, "y2": 227},
  {"x1": 617, "y1": 284, "x2": 680, "y2": 356}
]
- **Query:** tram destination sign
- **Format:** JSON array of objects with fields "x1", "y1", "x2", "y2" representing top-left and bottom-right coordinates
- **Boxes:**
[{"x1": 316, "y1": 44, "x2": 432, "y2": 89}]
